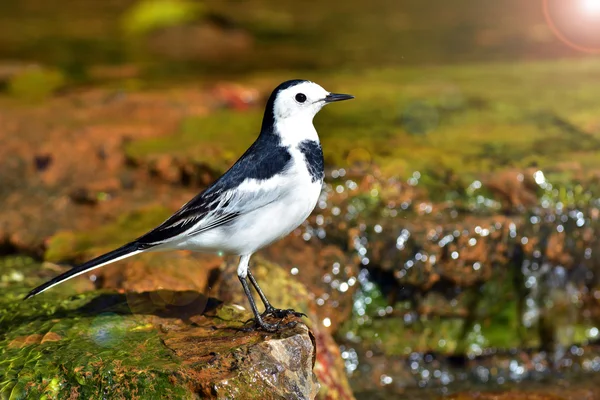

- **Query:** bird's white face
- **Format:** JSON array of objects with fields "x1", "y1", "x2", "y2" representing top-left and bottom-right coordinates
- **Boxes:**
[
  {"x1": 270, "y1": 81, "x2": 353, "y2": 145},
  {"x1": 272, "y1": 81, "x2": 331, "y2": 121}
]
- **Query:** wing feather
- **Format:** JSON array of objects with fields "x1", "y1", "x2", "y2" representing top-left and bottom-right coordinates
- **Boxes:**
[
  {"x1": 138, "y1": 177, "x2": 290, "y2": 245},
  {"x1": 136, "y1": 138, "x2": 293, "y2": 245}
]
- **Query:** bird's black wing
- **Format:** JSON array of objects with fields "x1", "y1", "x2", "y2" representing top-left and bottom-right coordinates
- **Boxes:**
[
  {"x1": 137, "y1": 138, "x2": 292, "y2": 245},
  {"x1": 136, "y1": 189, "x2": 233, "y2": 244}
]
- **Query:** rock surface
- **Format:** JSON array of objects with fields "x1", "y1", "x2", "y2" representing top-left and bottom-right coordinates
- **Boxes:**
[
  {"x1": 0, "y1": 256, "x2": 320, "y2": 400},
  {"x1": 0, "y1": 88, "x2": 211, "y2": 255},
  {"x1": 214, "y1": 256, "x2": 355, "y2": 400}
]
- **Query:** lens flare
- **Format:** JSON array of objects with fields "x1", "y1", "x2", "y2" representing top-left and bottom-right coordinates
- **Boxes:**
[
  {"x1": 543, "y1": 0, "x2": 600, "y2": 54},
  {"x1": 581, "y1": 0, "x2": 600, "y2": 14}
]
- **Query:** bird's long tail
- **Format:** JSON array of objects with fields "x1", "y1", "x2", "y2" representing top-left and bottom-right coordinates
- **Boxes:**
[{"x1": 24, "y1": 242, "x2": 146, "y2": 300}]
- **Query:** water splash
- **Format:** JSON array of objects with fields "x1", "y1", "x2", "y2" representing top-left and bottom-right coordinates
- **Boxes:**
[{"x1": 301, "y1": 167, "x2": 600, "y2": 395}]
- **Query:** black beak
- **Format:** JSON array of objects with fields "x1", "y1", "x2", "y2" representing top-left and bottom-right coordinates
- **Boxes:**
[{"x1": 324, "y1": 93, "x2": 354, "y2": 103}]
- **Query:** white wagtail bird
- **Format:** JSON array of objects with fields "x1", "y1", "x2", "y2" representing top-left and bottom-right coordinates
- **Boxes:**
[{"x1": 25, "y1": 80, "x2": 354, "y2": 331}]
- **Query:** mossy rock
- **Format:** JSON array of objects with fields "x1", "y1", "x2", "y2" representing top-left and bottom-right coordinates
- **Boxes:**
[
  {"x1": 122, "y1": 0, "x2": 204, "y2": 37},
  {"x1": 0, "y1": 256, "x2": 320, "y2": 399},
  {"x1": 7, "y1": 67, "x2": 65, "y2": 102}
]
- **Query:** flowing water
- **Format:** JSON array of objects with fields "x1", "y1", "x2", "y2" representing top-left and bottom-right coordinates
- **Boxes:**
[
  {"x1": 1, "y1": 1, "x2": 600, "y2": 397},
  {"x1": 302, "y1": 168, "x2": 600, "y2": 398}
]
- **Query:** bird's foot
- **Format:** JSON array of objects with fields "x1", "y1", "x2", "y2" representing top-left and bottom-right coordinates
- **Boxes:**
[
  {"x1": 261, "y1": 306, "x2": 306, "y2": 320},
  {"x1": 241, "y1": 308, "x2": 304, "y2": 332},
  {"x1": 241, "y1": 316, "x2": 284, "y2": 332}
]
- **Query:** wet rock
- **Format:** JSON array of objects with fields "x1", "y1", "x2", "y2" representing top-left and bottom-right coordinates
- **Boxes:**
[
  {"x1": 43, "y1": 206, "x2": 174, "y2": 263},
  {"x1": 259, "y1": 233, "x2": 360, "y2": 333},
  {"x1": 163, "y1": 315, "x2": 319, "y2": 399},
  {"x1": 213, "y1": 256, "x2": 355, "y2": 400},
  {"x1": 0, "y1": 87, "x2": 209, "y2": 256},
  {"x1": 107, "y1": 253, "x2": 222, "y2": 294},
  {"x1": 68, "y1": 187, "x2": 102, "y2": 205},
  {"x1": 312, "y1": 325, "x2": 356, "y2": 400},
  {"x1": 480, "y1": 169, "x2": 540, "y2": 212},
  {"x1": 447, "y1": 387, "x2": 599, "y2": 400},
  {"x1": 41, "y1": 209, "x2": 224, "y2": 299},
  {"x1": 142, "y1": 155, "x2": 221, "y2": 188},
  {"x1": 41, "y1": 227, "x2": 356, "y2": 399},
  {"x1": 0, "y1": 256, "x2": 320, "y2": 400}
]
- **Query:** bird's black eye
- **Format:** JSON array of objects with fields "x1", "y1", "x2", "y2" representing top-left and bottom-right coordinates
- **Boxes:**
[{"x1": 295, "y1": 93, "x2": 307, "y2": 103}]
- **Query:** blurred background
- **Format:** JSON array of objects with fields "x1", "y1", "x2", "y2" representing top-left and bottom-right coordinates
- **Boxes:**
[{"x1": 2, "y1": 0, "x2": 600, "y2": 399}]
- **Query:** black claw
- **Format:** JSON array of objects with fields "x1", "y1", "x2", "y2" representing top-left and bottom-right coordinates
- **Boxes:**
[
  {"x1": 238, "y1": 272, "x2": 303, "y2": 333},
  {"x1": 242, "y1": 309, "x2": 304, "y2": 332}
]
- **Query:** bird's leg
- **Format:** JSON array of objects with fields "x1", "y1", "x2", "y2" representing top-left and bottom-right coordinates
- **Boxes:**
[
  {"x1": 238, "y1": 274, "x2": 279, "y2": 332},
  {"x1": 246, "y1": 270, "x2": 274, "y2": 313},
  {"x1": 247, "y1": 269, "x2": 306, "y2": 320},
  {"x1": 237, "y1": 254, "x2": 279, "y2": 332}
]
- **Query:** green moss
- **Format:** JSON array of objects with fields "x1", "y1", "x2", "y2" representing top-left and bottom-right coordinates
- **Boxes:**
[
  {"x1": 122, "y1": 0, "x2": 204, "y2": 36},
  {"x1": 125, "y1": 59, "x2": 600, "y2": 200},
  {"x1": 7, "y1": 67, "x2": 66, "y2": 102},
  {"x1": 341, "y1": 314, "x2": 464, "y2": 357},
  {"x1": 125, "y1": 111, "x2": 262, "y2": 173},
  {"x1": 45, "y1": 206, "x2": 172, "y2": 263},
  {"x1": 1, "y1": 254, "x2": 322, "y2": 399},
  {"x1": 0, "y1": 256, "x2": 193, "y2": 399}
]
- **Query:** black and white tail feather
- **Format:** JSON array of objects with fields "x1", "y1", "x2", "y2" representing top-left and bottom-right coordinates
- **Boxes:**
[
  {"x1": 24, "y1": 79, "x2": 353, "y2": 331},
  {"x1": 24, "y1": 243, "x2": 145, "y2": 299}
]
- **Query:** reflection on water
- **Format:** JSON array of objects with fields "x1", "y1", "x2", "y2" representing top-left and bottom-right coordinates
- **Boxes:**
[{"x1": 301, "y1": 167, "x2": 600, "y2": 396}]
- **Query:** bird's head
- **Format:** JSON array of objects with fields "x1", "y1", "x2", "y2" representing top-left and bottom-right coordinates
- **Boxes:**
[{"x1": 261, "y1": 80, "x2": 353, "y2": 139}]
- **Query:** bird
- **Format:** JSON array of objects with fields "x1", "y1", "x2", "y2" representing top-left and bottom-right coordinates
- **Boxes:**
[{"x1": 25, "y1": 79, "x2": 354, "y2": 331}]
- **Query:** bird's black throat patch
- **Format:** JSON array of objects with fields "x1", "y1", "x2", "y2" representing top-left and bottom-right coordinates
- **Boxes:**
[{"x1": 298, "y1": 140, "x2": 324, "y2": 183}]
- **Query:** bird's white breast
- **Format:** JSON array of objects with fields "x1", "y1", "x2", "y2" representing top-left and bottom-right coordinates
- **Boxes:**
[
  {"x1": 226, "y1": 147, "x2": 322, "y2": 254},
  {"x1": 173, "y1": 143, "x2": 323, "y2": 255}
]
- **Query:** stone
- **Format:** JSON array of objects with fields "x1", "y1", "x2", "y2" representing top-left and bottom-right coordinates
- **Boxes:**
[
  {"x1": 0, "y1": 256, "x2": 320, "y2": 400},
  {"x1": 213, "y1": 256, "x2": 355, "y2": 400}
]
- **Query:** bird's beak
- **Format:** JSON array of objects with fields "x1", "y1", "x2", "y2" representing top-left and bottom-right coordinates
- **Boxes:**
[{"x1": 324, "y1": 93, "x2": 354, "y2": 103}]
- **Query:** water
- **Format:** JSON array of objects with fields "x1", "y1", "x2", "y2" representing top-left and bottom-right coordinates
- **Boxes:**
[
  {"x1": 2, "y1": 166, "x2": 599, "y2": 398},
  {"x1": 301, "y1": 167, "x2": 600, "y2": 396}
]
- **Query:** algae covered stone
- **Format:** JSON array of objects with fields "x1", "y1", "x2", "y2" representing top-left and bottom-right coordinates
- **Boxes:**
[{"x1": 0, "y1": 256, "x2": 320, "y2": 400}]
